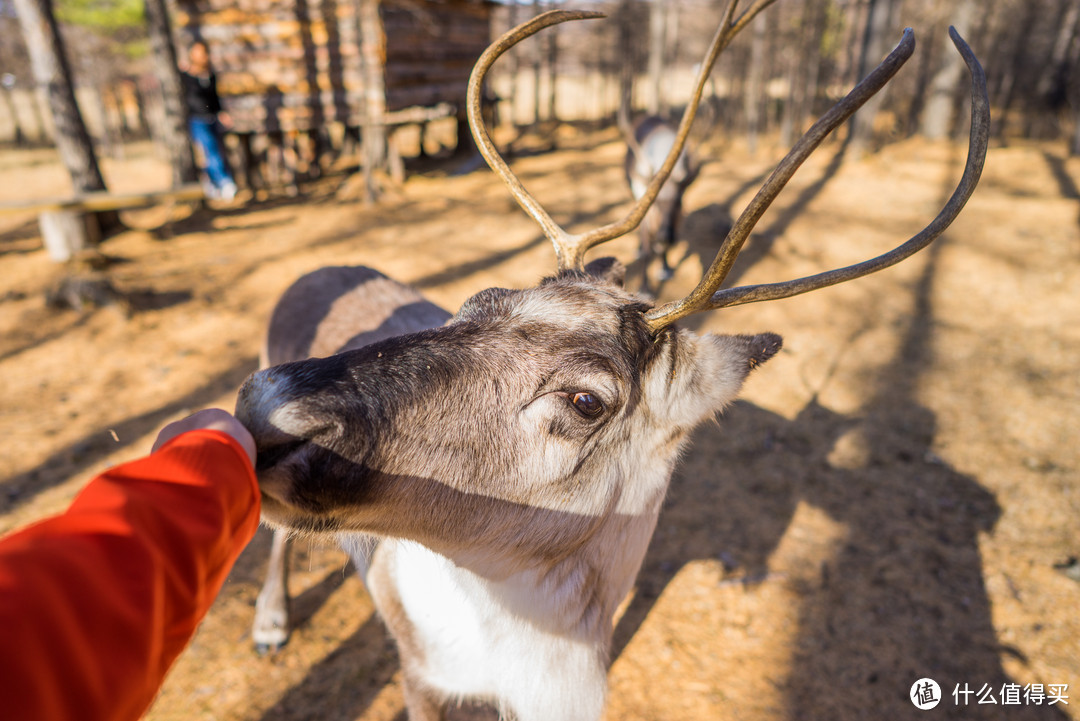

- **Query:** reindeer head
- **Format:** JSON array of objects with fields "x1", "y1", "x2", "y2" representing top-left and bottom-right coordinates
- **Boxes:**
[
  {"x1": 237, "y1": 258, "x2": 781, "y2": 569},
  {"x1": 236, "y1": 4, "x2": 988, "y2": 575}
]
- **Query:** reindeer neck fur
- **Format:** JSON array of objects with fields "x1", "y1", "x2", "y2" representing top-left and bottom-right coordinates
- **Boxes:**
[{"x1": 356, "y1": 498, "x2": 666, "y2": 721}]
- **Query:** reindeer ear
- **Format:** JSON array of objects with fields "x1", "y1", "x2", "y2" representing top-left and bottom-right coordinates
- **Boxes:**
[
  {"x1": 723, "y1": 333, "x2": 783, "y2": 375},
  {"x1": 583, "y1": 257, "x2": 626, "y2": 287}
]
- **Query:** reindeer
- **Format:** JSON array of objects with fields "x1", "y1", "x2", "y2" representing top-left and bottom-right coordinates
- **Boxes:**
[
  {"x1": 622, "y1": 115, "x2": 700, "y2": 294},
  {"x1": 237, "y1": 5, "x2": 989, "y2": 720}
]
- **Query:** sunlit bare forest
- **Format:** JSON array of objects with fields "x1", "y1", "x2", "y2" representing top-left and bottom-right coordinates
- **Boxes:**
[{"x1": 2, "y1": 0, "x2": 1079, "y2": 157}]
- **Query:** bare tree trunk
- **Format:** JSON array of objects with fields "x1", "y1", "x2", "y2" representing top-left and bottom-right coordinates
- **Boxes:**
[
  {"x1": 1072, "y1": 107, "x2": 1080, "y2": 156},
  {"x1": 744, "y1": 12, "x2": 766, "y2": 153},
  {"x1": 531, "y1": 0, "x2": 542, "y2": 124},
  {"x1": 992, "y1": 2, "x2": 1038, "y2": 140},
  {"x1": 847, "y1": 0, "x2": 899, "y2": 157},
  {"x1": 781, "y1": 0, "x2": 822, "y2": 150},
  {"x1": 837, "y1": 0, "x2": 862, "y2": 94},
  {"x1": 28, "y1": 87, "x2": 51, "y2": 142},
  {"x1": 1037, "y1": 0, "x2": 1080, "y2": 101},
  {"x1": 507, "y1": 0, "x2": 519, "y2": 127},
  {"x1": 546, "y1": 4, "x2": 558, "y2": 123},
  {"x1": 1067, "y1": 3, "x2": 1080, "y2": 155},
  {"x1": 12, "y1": 0, "x2": 120, "y2": 239},
  {"x1": 13, "y1": 0, "x2": 104, "y2": 191},
  {"x1": 0, "y1": 86, "x2": 25, "y2": 145},
  {"x1": 779, "y1": 43, "x2": 797, "y2": 148},
  {"x1": 144, "y1": 0, "x2": 198, "y2": 186},
  {"x1": 646, "y1": 0, "x2": 667, "y2": 116},
  {"x1": 919, "y1": 0, "x2": 976, "y2": 140},
  {"x1": 797, "y1": 0, "x2": 826, "y2": 133},
  {"x1": 664, "y1": 0, "x2": 679, "y2": 83},
  {"x1": 358, "y1": 0, "x2": 387, "y2": 202},
  {"x1": 617, "y1": 0, "x2": 636, "y2": 124}
]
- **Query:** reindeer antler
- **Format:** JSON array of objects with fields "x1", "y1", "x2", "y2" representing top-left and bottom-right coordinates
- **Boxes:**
[
  {"x1": 467, "y1": 0, "x2": 779, "y2": 271},
  {"x1": 644, "y1": 26, "x2": 990, "y2": 332}
]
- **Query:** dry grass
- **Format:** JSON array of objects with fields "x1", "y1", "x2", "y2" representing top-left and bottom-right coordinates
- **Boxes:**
[{"x1": 0, "y1": 129, "x2": 1076, "y2": 720}]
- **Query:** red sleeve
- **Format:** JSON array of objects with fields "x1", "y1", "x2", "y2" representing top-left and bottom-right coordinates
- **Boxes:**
[{"x1": 0, "y1": 429, "x2": 260, "y2": 721}]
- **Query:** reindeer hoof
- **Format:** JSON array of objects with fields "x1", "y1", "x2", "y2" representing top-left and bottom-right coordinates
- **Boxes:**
[
  {"x1": 254, "y1": 638, "x2": 288, "y2": 656},
  {"x1": 252, "y1": 616, "x2": 290, "y2": 654},
  {"x1": 250, "y1": 626, "x2": 289, "y2": 656}
]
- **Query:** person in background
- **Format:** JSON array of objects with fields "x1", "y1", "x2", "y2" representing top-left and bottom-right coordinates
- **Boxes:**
[
  {"x1": 0, "y1": 409, "x2": 260, "y2": 721},
  {"x1": 181, "y1": 41, "x2": 239, "y2": 201}
]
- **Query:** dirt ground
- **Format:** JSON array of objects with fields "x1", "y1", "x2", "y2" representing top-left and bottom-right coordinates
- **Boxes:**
[{"x1": 1, "y1": 127, "x2": 1077, "y2": 721}]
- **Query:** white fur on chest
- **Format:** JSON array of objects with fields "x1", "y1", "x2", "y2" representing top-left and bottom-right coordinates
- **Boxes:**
[{"x1": 380, "y1": 540, "x2": 608, "y2": 721}]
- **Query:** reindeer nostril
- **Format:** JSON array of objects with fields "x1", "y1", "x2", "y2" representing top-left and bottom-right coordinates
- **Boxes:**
[
  {"x1": 235, "y1": 370, "x2": 332, "y2": 471},
  {"x1": 255, "y1": 438, "x2": 307, "y2": 473},
  {"x1": 236, "y1": 357, "x2": 354, "y2": 474}
]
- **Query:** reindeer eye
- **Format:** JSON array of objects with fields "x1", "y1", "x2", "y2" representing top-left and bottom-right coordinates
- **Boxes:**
[{"x1": 569, "y1": 392, "x2": 603, "y2": 417}]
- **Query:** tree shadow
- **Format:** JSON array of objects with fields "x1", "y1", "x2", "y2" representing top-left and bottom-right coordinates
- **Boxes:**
[
  {"x1": 0, "y1": 355, "x2": 258, "y2": 515},
  {"x1": 1041, "y1": 149, "x2": 1080, "y2": 230},
  {"x1": 0, "y1": 217, "x2": 41, "y2": 254},
  {"x1": 641, "y1": 141, "x2": 848, "y2": 300},
  {"x1": 411, "y1": 233, "x2": 549, "y2": 290},
  {"x1": 410, "y1": 195, "x2": 631, "y2": 290},
  {"x1": 613, "y1": 228, "x2": 1066, "y2": 718},
  {"x1": 779, "y1": 217, "x2": 1066, "y2": 718},
  {"x1": 0, "y1": 311, "x2": 92, "y2": 365},
  {"x1": 240, "y1": 261, "x2": 1057, "y2": 721},
  {"x1": 718, "y1": 140, "x2": 849, "y2": 292},
  {"x1": 0, "y1": 291, "x2": 191, "y2": 361},
  {"x1": 120, "y1": 287, "x2": 194, "y2": 312},
  {"x1": 229, "y1": 527, "x2": 354, "y2": 624},
  {"x1": 148, "y1": 197, "x2": 308, "y2": 240},
  {"x1": 258, "y1": 614, "x2": 401, "y2": 721},
  {"x1": 239, "y1": 139, "x2": 1059, "y2": 718},
  {"x1": 668, "y1": 163, "x2": 773, "y2": 286},
  {"x1": 1040, "y1": 151, "x2": 1079, "y2": 200}
]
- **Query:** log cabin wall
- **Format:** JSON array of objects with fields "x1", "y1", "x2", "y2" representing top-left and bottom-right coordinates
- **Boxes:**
[
  {"x1": 173, "y1": 0, "x2": 492, "y2": 132},
  {"x1": 170, "y1": 0, "x2": 492, "y2": 186},
  {"x1": 382, "y1": 0, "x2": 492, "y2": 112}
]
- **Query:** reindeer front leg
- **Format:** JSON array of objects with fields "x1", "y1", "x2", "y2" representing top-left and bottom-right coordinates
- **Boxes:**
[
  {"x1": 252, "y1": 528, "x2": 291, "y2": 653},
  {"x1": 401, "y1": 672, "x2": 448, "y2": 721}
]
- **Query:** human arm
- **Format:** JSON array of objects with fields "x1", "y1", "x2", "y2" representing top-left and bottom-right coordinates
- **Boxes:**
[
  {"x1": 0, "y1": 411, "x2": 260, "y2": 721},
  {"x1": 151, "y1": 408, "x2": 255, "y2": 463}
]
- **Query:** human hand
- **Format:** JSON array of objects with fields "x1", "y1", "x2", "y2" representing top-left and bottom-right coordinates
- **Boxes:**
[
  {"x1": 218, "y1": 111, "x2": 233, "y2": 130},
  {"x1": 152, "y1": 409, "x2": 256, "y2": 466}
]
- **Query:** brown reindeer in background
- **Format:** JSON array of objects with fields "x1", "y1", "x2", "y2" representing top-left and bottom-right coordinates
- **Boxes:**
[
  {"x1": 623, "y1": 114, "x2": 700, "y2": 294},
  {"x1": 237, "y1": 4, "x2": 988, "y2": 719}
]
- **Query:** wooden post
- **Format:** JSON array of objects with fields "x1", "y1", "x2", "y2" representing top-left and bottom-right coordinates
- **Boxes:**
[
  {"x1": 359, "y1": 0, "x2": 388, "y2": 202},
  {"x1": 39, "y1": 210, "x2": 101, "y2": 262}
]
